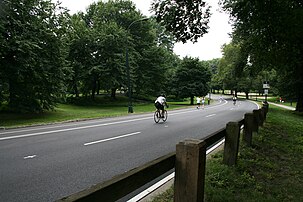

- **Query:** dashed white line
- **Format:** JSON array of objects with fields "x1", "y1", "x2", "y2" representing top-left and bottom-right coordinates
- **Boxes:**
[
  {"x1": 84, "y1": 132, "x2": 141, "y2": 146},
  {"x1": 24, "y1": 155, "x2": 37, "y2": 159},
  {"x1": 0, "y1": 100, "x2": 229, "y2": 141},
  {"x1": 206, "y1": 114, "x2": 216, "y2": 118}
]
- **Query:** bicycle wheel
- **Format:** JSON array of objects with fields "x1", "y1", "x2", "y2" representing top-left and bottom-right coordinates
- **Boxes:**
[
  {"x1": 162, "y1": 110, "x2": 168, "y2": 122},
  {"x1": 154, "y1": 110, "x2": 161, "y2": 123}
]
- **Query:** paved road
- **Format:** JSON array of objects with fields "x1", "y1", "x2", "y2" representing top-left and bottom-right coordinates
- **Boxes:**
[{"x1": 0, "y1": 97, "x2": 258, "y2": 202}]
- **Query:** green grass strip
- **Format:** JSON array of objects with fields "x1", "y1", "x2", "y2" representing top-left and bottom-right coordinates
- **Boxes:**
[{"x1": 152, "y1": 105, "x2": 303, "y2": 202}]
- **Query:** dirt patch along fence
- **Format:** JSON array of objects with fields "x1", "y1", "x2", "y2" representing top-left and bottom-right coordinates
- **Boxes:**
[{"x1": 58, "y1": 104, "x2": 268, "y2": 202}]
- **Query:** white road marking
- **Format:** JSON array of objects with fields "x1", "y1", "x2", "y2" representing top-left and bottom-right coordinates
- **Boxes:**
[
  {"x1": 24, "y1": 155, "x2": 37, "y2": 159},
  {"x1": 128, "y1": 139, "x2": 226, "y2": 201},
  {"x1": 0, "y1": 100, "x2": 229, "y2": 141},
  {"x1": 84, "y1": 132, "x2": 141, "y2": 146},
  {"x1": 0, "y1": 119, "x2": 147, "y2": 141},
  {"x1": 206, "y1": 114, "x2": 216, "y2": 118}
]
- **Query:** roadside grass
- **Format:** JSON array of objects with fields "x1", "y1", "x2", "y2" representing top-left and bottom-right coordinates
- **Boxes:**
[
  {"x1": 0, "y1": 95, "x2": 192, "y2": 128},
  {"x1": 152, "y1": 105, "x2": 303, "y2": 202},
  {"x1": 237, "y1": 93, "x2": 297, "y2": 108}
]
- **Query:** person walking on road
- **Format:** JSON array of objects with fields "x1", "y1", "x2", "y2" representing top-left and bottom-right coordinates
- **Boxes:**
[
  {"x1": 196, "y1": 97, "x2": 201, "y2": 109},
  {"x1": 233, "y1": 96, "x2": 237, "y2": 105},
  {"x1": 201, "y1": 97, "x2": 205, "y2": 109}
]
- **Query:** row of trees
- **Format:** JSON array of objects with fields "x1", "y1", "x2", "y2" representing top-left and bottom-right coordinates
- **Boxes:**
[
  {"x1": 1, "y1": 0, "x2": 302, "y2": 112},
  {"x1": 218, "y1": 0, "x2": 303, "y2": 111},
  {"x1": 0, "y1": 0, "x2": 213, "y2": 112}
]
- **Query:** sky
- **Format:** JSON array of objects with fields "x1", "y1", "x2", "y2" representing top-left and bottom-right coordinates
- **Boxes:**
[{"x1": 57, "y1": 0, "x2": 232, "y2": 61}]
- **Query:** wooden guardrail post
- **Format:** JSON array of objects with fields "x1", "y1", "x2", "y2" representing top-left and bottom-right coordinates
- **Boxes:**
[
  {"x1": 262, "y1": 103, "x2": 269, "y2": 119},
  {"x1": 244, "y1": 113, "x2": 254, "y2": 146},
  {"x1": 223, "y1": 122, "x2": 240, "y2": 166},
  {"x1": 259, "y1": 108, "x2": 264, "y2": 126},
  {"x1": 252, "y1": 109, "x2": 260, "y2": 133},
  {"x1": 174, "y1": 139, "x2": 207, "y2": 202},
  {"x1": 263, "y1": 102, "x2": 269, "y2": 113}
]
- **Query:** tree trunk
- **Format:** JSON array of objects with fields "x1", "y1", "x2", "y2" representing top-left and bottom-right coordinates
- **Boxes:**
[
  {"x1": 91, "y1": 78, "x2": 97, "y2": 100},
  {"x1": 234, "y1": 89, "x2": 238, "y2": 97},
  {"x1": 190, "y1": 96, "x2": 194, "y2": 105},
  {"x1": 245, "y1": 91, "x2": 249, "y2": 99},
  {"x1": 97, "y1": 80, "x2": 100, "y2": 95},
  {"x1": 73, "y1": 78, "x2": 79, "y2": 97},
  {"x1": 111, "y1": 88, "x2": 117, "y2": 99},
  {"x1": 296, "y1": 62, "x2": 303, "y2": 112},
  {"x1": 296, "y1": 95, "x2": 303, "y2": 112},
  {"x1": 8, "y1": 78, "x2": 17, "y2": 109}
]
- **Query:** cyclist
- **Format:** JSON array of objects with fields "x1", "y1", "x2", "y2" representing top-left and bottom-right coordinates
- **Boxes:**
[{"x1": 155, "y1": 94, "x2": 168, "y2": 118}]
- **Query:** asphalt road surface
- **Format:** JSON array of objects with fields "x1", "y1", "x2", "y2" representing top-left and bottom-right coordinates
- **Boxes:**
[{"x1": 0, "y1": 97, "x2": 258, "y2": 202}]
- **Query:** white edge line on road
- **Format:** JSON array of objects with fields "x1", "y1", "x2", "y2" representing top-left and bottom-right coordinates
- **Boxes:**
[
  {"x1": 0, "y1": 118, "x2": 148, "y2": 141},
  {"x1": 0, "y1": 101, "x2": 229, "y2": 141},
  {"x1": 127, "y1": 139, "x2": 226, "y2": 202},
  {"x1": 128, "y1": 172, "x2": 175, "y2": 202},
  {"x1": 84, "y1": 132, "x2": 141, "y2": 146}
]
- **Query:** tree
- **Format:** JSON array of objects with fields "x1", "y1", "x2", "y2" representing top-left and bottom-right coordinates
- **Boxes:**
[
  {"x1": 83, "y1": 0, "x2": 155, "y2": 99},
  {"x1": 173, "y1": 57, "x2": 211, "y2": 104},
  {"x1": 0, "y1": 0, "x2": 69, "y2": 112},
  {"x1": 151, "y1": 0, "x2": 211, "y2": 43},
  {"x1": 217, "y1": 42, "x2": 247, "y2": 96},
  {"x1": 220, "y1": 0, "x2": 303, "y2": 111}
]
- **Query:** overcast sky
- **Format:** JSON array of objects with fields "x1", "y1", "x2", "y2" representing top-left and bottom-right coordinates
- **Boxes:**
[{"x1": 57, "y1": 0, "x2": 232, "y2": 61}]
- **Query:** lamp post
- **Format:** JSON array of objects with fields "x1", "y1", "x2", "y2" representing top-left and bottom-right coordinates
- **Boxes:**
[{"x1": 125, "y1": 17, "x2": 148, "y2": 113}]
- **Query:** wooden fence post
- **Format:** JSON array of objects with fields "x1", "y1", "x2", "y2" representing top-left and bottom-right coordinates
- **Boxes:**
[
  {"x1": 174, "y1": 139, "x2": 207, "y2": 202},
  {"x1": 223, "y1": 122, "x2": 240, "y2": 166},
  {"x1": 259, "y1": 108, "x2": 264, "y2": 126},
  {"x1": 252, "y1": 109, "x2": 260, "y2": 133},
  {"x1": 263, "y1": 103, "x2": 269, "y2": 119},
  {"x1": 244, "y1": 113, "x2": 254, "y2": 146}
]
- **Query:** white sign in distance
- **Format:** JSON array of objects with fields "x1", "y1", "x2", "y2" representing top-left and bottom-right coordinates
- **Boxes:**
[
  {"x1": 264, "y1": 89, "x2": 269, "y2": 95},
  {"x1": 263, "y1": 84, "x2": 270, "y2": 89}
]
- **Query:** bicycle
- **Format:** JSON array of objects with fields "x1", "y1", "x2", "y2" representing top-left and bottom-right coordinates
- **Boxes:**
[{"x1": 154, "y1": 109, "x2": 168, "y2": 123}]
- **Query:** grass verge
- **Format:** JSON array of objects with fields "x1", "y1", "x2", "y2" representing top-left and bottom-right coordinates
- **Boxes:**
[
  {"x1": 0, "y1": 96, "x2": 192, "y2": 128},
  {"x1": 151, "y1": 105, "x2": 303, "y2": 202}
]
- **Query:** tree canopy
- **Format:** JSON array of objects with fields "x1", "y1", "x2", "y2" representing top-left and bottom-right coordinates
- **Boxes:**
[
  {"x1": 172, "y1": 57, "x2": 211, "y2": 104},
  {"x1": 151, "y1": 0, "x2": 211, "y2": 43},
  {"x1": 3, "y1": 0, "x2": 301, "y2": 113},
  {"x1": 220, "y1": 0, "x2": 303, "y2": 111},
  {"x1": 0, "y1": 0, "x2": 69, "y2": 112}
]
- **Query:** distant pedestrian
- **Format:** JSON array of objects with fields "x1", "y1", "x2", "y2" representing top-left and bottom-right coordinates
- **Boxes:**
[
  {"x1": 233, "y1": 96, "x2": 237, "y2": 105},
  {"x1": 201, "y1": 97, "x2": 205, "y2": 109},
  {"x1": 196, "y1": 97, "x2": 201, "y2": 109}
]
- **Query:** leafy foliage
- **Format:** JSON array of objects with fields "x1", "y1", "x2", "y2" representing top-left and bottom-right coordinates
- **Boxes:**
[
  {"x1": 0, "y1": 0, "x2": 69, "y2": 112},
  {"x1": 220, "y1": 0, "x2": 303, "y2": 111},
  {"x1": 151, "y1": 0, "x2": 211, "y2": 43},
  {"x1": 172, "y1": 57, "x2": 211, "y2": 104}
]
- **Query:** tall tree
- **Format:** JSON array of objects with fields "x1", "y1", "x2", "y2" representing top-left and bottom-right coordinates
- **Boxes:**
[
  {"x1": 173, "y1": 57, "x2": 211, "y2": 104},
  {"x1": 217, "y1": 42, "x2": 247, "y2": 96},
  {"x1": 83, "y1": 0, "x2": 153, "y2": 99},
  {"x1": 0, "y1": 0, "x2": 69, "y2": 112},
  {"x1": 220, "y1": 0, "x2": 303, "y2": 111}
]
